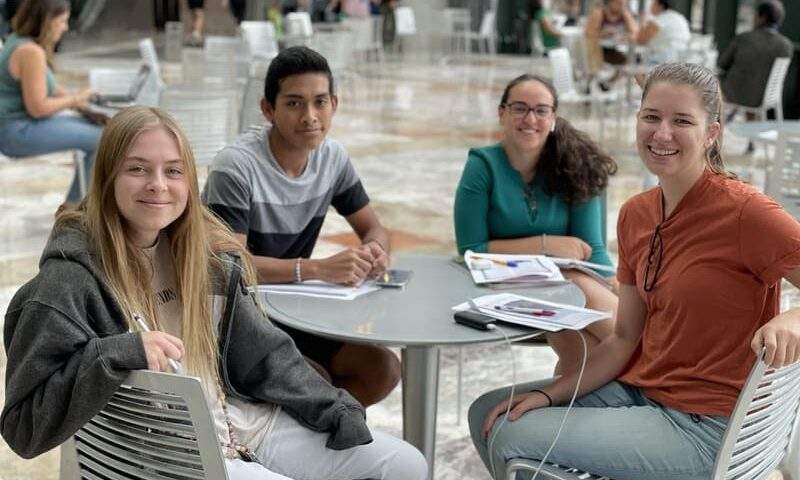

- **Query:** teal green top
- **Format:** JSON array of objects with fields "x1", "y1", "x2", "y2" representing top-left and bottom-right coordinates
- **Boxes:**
[
  {"x1": 454, "y1": 144, "x2": 614, "y2": 275},
  {"x1": 535, "y1": 9, "x2": 560, "y2": 49},
  {"x1": 0, "y1": 34, "x2": 57, "y2": 127}
]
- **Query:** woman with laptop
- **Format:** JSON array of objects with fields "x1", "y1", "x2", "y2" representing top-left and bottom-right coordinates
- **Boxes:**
[
  {"x1": 0, "y1": 0, "x2": 101, "y2": 204},
  {"x1": 468, "y1": 63, "x2": 800, "y2": 480},
  {"x1": 454, "y1": 73, "x2": 618, "y2": 376}
]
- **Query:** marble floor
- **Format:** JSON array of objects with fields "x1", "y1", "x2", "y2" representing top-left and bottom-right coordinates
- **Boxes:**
[{"x1": 0, "y1": 33, "x2": 797, "y2": 480}]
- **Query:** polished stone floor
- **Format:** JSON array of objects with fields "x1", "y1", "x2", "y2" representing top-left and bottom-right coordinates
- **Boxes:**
[{"x1": 0, "y1": 34, "x2": 797, "y2": 480}]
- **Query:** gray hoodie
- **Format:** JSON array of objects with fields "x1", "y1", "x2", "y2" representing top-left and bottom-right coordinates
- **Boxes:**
[{"x1": 1, "y1": 224, "x2": 371, "y2": 459}]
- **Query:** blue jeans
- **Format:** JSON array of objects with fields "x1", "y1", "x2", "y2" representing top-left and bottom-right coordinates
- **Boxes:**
[
  {"x1": 468, "y1": 380, "x2": 729, "y2": 480},
  {"x1": 0, "y1": 115, "x2": 102, "y2": 202}
]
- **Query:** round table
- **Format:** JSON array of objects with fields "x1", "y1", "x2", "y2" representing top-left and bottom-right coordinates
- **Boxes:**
[{"x1": 261, "y1": 254, "x2": 585, "y2": 478}]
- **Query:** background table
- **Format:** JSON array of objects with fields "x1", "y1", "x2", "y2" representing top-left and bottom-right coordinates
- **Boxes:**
[{"x1": 261, "y1": 254, "x2": 585, "y2": 478}]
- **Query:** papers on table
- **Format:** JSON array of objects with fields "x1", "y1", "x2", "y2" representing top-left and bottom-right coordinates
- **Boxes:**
[
  {"x1": 464, "y1": 250, "x2": 565, "y2": 285},
  {"x1": 453, "y1": 293, "x2": 611, "y2": 332},
  {"x1": 257, "y1": 280, "x2": 380, "y2": 300}
]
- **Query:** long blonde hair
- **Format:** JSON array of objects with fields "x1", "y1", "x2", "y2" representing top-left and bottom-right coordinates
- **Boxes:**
[{"x1": 57, "y1": 106, "x2": 256, "y2": 381}]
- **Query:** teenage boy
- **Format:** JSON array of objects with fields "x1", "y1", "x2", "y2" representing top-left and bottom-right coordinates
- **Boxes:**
[{"x1": 203, "y1": 46, "x2": 399, "y2": 407}]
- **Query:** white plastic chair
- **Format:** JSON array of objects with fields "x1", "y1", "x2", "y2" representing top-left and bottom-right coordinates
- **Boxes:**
[
  {"x1": 442, "y1": 8, "x2": 471, "y2": 54},
  {"x1": 395, "y1": 6, "x2": 417, "y2": 37},
  {"x1": 343, "y1": 17, "x2": 383, "y2": 63},
  {"x1": 504, "y1": 350, "x2": 800, "y2": 480},
  {"x1": 138, "y1": 38, "x2": 164, "y2": 90},
  {"x1": 239, "y1": 60, "x2": 270, "y2": 134},
  {"x1": 59, "y1": 370, "x2": 228, "y2": 479},
  {"x1": 464, "y1": 10, "x2": 496, "y2": 55},
  {"x1": 240, "y1": 21, "x2": 279, "y2": 61},
  {"x1": 160, "y1": 89, "x2": 237, "y2": 167},
  {"x1": 203, "y1": 36, "x2": 249, "y2": 86},
  {"x1": 728, "y1": 57, "x2": 791, "y2": 124},
  {"x1": 768, "y1": 134, "x2": 800, "y2": 219},
  {"x1": 284, "y1": 11, "x2": 313, "y2": 47},
  {"x1": 548, "y1": 48, "x2": 617, "y2": 142}
]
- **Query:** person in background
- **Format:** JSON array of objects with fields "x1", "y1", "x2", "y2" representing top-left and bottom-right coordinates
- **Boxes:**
[
  {"x1": 0, "y1": 0, "x2": 101, "y2": 204},
  {"x1": 222, "y1": 0, "x2": 246, "y2": 25},
  {"x1": 1, "y1": 105, "x2": 428, "y2": 480},
  {"x1": 585, "y1": 0, "x2": 637, "y2": 91},
  {"x1": 153, "y1": 0, "x2": 180, "y2": 31},
  {"x1": 469, "y1": 62, "x2": 800, "y2": 480},
  {"x1": 635, "y1": 0, "x2": 690, "y2": 64},
  {"x1": 531, "y1": 0, "x2": 562, "y2": 51},
  {"x1": 187, "y1": 0, "x2": 205, "y2": 46},
  {"x1": 718, "y1": 0, "x2": 794, "y2": 153},
  {"x1": 454, "y1": 73, "x2": 618, "y2": 377}
]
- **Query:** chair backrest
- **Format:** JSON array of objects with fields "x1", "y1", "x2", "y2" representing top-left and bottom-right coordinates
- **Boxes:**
[
  {"x1": 479, "y1": 10, "x2": 495, "y2": 38},
  {"x1": 160, "y1": 89, "x2": 237, "y2": 166},
  {"x1": 239, "y1": 59, "x2": 270, "y2": 134},
  {"x1": 240, "y1": 21, "x2": 279, "y2": 60},
  {"x1": 711, "y1": 351, "x2": 800, "y2": 479},
  {"x1": 443, "y1": 8, "x2": 471, "y2": 35},
  {"x1": 762, "y1": 57, "x2": 791, "y2": 114},
  {"x1": 766, "y1": 133, "x2": 800, "y2": 217},
  {"x1": 395, "y1": 6, "x2": 417, "y2": 36},
  {"x1": 138, "y1": 38, "x2": 164, "y2": 88},
  {"x1": 285, "y1": 11, "x2": 313, "y2": 37},
  {"x1": 309, "y1": 31, "x2": 355, "y2": 76},
  {"x1": 59, "y1": 370, "x2": 228, "y2": 480},
  {"x1": 548, "y1": 48, "x2": 576, "y2": 97}
]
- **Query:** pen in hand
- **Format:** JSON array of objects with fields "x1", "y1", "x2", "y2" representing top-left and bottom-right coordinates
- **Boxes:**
[{"x1": 133, "y1": 313, "x2": 183, "y2": 374}]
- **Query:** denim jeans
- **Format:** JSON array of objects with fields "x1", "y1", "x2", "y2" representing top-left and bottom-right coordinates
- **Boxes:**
[
  {"x1": 225, "y1": 408, "x2": 428, "y2": 480},
  {"x1": 468, "y1": 380, "x2": 729, "y2": 480},
  {"x1": 0, "y1": 115, "x2": 102, "y2": 202}
]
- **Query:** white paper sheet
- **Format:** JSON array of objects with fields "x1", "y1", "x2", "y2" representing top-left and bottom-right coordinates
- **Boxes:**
[
  {"x1": 453, "y1": 293, "x2": 611, "y2": 331},
  {"x1": 257, "y1": 280, "x2": 380, "y2": 300}
]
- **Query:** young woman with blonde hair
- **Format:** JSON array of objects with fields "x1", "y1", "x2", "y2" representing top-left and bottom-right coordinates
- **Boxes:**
[{"x1": 1, "y1": 106, "x2": 427, "y2": 480}]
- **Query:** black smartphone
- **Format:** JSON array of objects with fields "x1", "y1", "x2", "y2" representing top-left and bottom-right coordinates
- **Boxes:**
[{"x1": 454, "y1": 310, "x2": 496, "y2": 331}]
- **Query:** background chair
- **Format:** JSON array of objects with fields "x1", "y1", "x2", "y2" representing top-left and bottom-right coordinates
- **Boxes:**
[
  {"x1": 727, "y1": 57, "x2": 792, "y2": 124},
  {"x1": 159, "y1": 89, "x2": 237, "y2": 168},
  {"x1": 464, "y1": 10, "x2": 496, "y2": 55},
  {"x1": 548, "y1": 48, "x2": 617, "y2": 143},
  {"x1": 504, "y1": 350, "x2": 800, "y2": 480},
  {"x1": 768, "y1": 134, "x2": 800, "y2": 220},
  {"x1": 240, "y1": 21, "x2": 279, "y2": 61},
  {"x1": 59, "y1": 370, "x2": 228, "y2": 479}
]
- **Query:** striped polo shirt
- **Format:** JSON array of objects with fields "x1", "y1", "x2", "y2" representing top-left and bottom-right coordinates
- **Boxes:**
[{"x1": 202, "y1": 126, "x2": 369, "y2": 259}]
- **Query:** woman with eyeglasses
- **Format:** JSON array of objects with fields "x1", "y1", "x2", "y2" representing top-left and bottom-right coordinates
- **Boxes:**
[
  {"x1": 454, "y1": 73, "x2": 618, "y2": 376},
  {"x1": 468, "y1": 63, "x2": 800, "y2": 480}
]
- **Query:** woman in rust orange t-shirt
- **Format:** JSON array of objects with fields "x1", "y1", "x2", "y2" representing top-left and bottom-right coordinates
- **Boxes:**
[{"x1": 469, "y1": 63, "x2": 800, "y2": 480}]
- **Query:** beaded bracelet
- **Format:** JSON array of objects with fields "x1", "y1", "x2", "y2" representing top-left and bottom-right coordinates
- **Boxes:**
[
  {"x1": 294, "y1": 258, "x2": 302, "y2": 283},
  {"x1": 541, "y1": 233, "x2": 548, "y2": 255}
]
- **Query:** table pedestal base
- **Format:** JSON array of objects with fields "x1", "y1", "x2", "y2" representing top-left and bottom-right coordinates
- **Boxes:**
[{"x1": 402, "y1": 345, "x2": 440, "y2": 479}]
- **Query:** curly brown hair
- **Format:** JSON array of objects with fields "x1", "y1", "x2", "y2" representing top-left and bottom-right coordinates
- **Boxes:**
[{"x1": 500, "y1": 74, "x2": 618, "y2": 204}]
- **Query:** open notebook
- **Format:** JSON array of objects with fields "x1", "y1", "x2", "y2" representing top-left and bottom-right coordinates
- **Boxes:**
[{"x1": 464, "y1": 250, "x2": 564, "y2": 285}]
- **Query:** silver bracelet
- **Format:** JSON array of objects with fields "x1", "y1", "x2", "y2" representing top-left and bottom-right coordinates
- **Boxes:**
[
  {"x1": 294, "y1": 258, "x2": 302, "y2": 283},
  {"x1": 541, "y1": 233, "x2": 548, "y2": 255}
]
